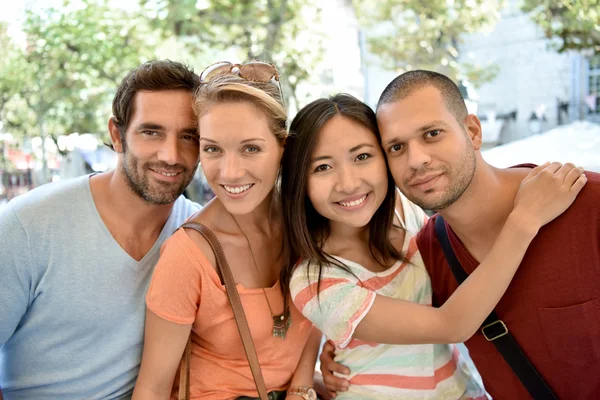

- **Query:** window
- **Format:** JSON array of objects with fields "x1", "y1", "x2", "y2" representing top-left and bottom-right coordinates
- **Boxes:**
[{"x1": 587, "y1": 55, "x2": 600, "y2": 116}]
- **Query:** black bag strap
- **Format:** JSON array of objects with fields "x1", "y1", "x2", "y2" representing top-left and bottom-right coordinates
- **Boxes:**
[{"x1": 434, "y1": 215, "x2": 557, "y2": 400}]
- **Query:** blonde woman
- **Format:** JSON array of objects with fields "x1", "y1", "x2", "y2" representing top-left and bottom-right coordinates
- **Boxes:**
[{"x1": 133, "y1": 62, "x2": 321, "y2": 400}]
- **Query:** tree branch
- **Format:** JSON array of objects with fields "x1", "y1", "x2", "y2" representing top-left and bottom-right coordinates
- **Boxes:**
[{"x1": 262, "y1": 0, "x2": 289, "y2": 58}]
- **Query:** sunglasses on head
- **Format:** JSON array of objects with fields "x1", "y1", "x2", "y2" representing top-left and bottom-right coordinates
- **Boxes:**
[
  {"x1": 199, "y1": 60, "x2": 285, "y2": 104},
  {"x1": 200, "y1": 60, "x2": 280, "y2": 84}
]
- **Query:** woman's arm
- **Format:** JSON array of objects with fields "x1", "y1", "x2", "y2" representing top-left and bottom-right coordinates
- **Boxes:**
[
  {"x1": 132, "y1": 310, "x2": 192, "y2": 400},
  {"x1": 287, "y1": 326, "x2": 323, "y2": 399},
  {"x1": 354, "y1": 162, "x2": 587, "y2": 345}
]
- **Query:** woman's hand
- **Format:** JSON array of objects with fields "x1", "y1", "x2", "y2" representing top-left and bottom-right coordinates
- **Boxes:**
[{"x1": 510, "y1": 162, "x2": 587, "y2": 235}]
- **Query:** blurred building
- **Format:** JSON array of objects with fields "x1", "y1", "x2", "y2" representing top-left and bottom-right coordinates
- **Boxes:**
[
  {"x1": 459, "y1": 0, "x2": 600, "y2": 144},
  {"x1": 357, "y1": 0, "x2": 600, "y2": 148},
  {"x1": 0, "y1": 134, "x2": 37, "y2": 201}
]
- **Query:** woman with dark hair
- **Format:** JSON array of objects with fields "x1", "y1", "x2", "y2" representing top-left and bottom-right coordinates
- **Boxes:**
[{"x1": 279, "y1": 94, "x2": 585, "y2": 398}]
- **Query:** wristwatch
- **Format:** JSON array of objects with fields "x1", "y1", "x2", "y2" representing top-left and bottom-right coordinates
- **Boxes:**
[{"x1": 287, "y1": 386, "x2": 317, "y2": 400}]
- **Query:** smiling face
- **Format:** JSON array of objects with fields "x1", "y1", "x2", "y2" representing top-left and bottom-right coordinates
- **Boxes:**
[
  {"x1": 198, "y1": 101, "x2": 284, "y2": 215},
  {"x1": 111, "y1": 89, "x2": 200, "y2": 205},
  {"x1": 377, "y1": 86, "x2": 480, "y2": 210},
  {"x1": 306, "y1": 115, "x2": 389, "y2": 229}
]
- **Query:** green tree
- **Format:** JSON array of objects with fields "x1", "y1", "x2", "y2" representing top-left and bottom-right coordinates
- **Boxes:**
[
  {"x1": 5, "y1": 0, "x2": 156, "y2": 182},
  {"x1": 0, "y1": 23, "x2": 32, "y2": 133},
  {"x1": 522, "y1": 0, "x2": 600, "y2": 53},
  {"x1": 140, "y1": 0, "x2": 325, "y2": 109},
  {"x1": 353, "y1": 0, "x2": 501, "y2": 87}
]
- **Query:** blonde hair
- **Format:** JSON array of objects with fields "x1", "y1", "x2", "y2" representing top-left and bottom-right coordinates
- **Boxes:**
[{"x1": 193, "y1": 74, "x2": 287, "y2": 144}]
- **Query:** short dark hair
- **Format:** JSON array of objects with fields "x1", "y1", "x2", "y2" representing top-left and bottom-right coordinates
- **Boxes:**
[
  {"x1": 377, "y1": 70, "x2": 468, "y2": 124},
  {"x1": 280, "y1": 93, "x2": 404, "y2": 307},
  {"x1": 111, "y1": 60, "x2": 200, "y2": 135}
]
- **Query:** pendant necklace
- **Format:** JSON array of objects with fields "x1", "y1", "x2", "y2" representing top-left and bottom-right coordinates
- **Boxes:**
[{"x1": 231, "y1": 215, "x2": 292, "y2": 339}]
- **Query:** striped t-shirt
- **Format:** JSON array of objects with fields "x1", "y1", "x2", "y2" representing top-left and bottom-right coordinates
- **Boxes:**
[{"x1": 290, "y1": 194, "x2": 486, "y2": 399}]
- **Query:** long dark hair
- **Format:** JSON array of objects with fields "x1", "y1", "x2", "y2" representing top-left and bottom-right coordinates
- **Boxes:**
[{"x1": 280, "y1": 93, "x2": 404, "y2": 305}]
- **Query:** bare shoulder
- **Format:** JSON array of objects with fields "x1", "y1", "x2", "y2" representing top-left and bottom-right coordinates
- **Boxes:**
[{"x1": 504, "y1": 166, "x2": 533, "y2": 181}]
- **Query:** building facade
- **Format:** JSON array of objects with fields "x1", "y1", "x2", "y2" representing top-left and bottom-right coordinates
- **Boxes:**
[
  {"x1": 359, "y1": 0, "x2": 599, "y2": 146},
  {"x1": 458, "y1": 0, "x2": 599, "y2": 144}
]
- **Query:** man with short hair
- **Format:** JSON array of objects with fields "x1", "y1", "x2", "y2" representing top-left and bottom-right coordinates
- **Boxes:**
[
  {"x1": 0, "y1": 60, "x2": 202, "y2": 399},
  {"x1": 320, "y1": 70, "x2": 600, "y2": 399}
]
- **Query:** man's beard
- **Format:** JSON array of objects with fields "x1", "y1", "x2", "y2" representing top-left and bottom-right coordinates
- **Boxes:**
[
  {"x1": 121, "y1": 149, "x2": 196, "y2": 205},
  {"x1": 402, "y1": 148, "x2": 476, "y2": 211}
]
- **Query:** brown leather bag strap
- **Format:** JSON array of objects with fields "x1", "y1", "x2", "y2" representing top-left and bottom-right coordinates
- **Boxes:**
[
  {"x1": 178, "y1": 335, "x2": 191, "y2": 400},
  {"x1": 179, "y1": 222, "x2": 269, "y2": 400}
]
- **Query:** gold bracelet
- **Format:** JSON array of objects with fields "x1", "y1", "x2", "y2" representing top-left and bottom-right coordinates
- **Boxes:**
[{"x1": 287, "y1": 386, "x2": 317, "y2": 400}]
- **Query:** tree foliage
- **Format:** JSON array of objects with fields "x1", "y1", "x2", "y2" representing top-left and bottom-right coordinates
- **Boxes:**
[
  {"x1": 19, "y1": 0, "x2": 155, "y2": 137},
  {"x1": 0, "y1": 0, "x2": 158, "y2": 141},
  {"x1": 140, "y1": 0, "x2": 325, "y2": 108},
  {"x1": 0, "y1": 22, "x2": 34, "y2": 135},
  {"x1": 353, "y1": 0, "x2": 501, "y2": 87},
  {"x1": 0, "y1": 0, "x2": 157, "y2": 182},
  {"x1": 522, "y1": 0, "x2": 600, "y2": 53}
]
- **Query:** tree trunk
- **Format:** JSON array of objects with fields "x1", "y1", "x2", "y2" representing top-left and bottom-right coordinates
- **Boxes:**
[
  {"x1": 38, "y1": 116, "x2": 50, "y2": 185},
  {"x1": 263, "y1": 0, "x2": 289, "y2": 58}
]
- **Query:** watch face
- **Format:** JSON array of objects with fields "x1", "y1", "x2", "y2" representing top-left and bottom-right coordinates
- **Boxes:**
[{"x1": 307, "y1": 388, "x2": 317, "y2": 400}]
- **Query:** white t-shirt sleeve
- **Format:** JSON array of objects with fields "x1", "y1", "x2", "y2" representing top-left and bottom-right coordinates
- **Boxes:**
[{"x1": 290, "y1": 260, "x2": 376, "y2": 348}]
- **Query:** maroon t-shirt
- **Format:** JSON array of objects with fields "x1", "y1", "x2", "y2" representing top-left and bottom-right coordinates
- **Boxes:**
[{"x1": 417, "y1": 165, "x2": 600, "y2": 399}]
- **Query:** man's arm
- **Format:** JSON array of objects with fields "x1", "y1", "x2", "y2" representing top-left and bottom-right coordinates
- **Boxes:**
[
  {"x1": 0, "y1": 205, "x2": 33, "y2": 348},
  {"x1": 318, "y1": 341, "x2": 349, "y2": 397}
]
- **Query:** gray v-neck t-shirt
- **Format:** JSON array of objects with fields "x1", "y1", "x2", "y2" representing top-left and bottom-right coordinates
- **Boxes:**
[{"x1": 0, "y1": 174, "x2": 200, "y2": 399}]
